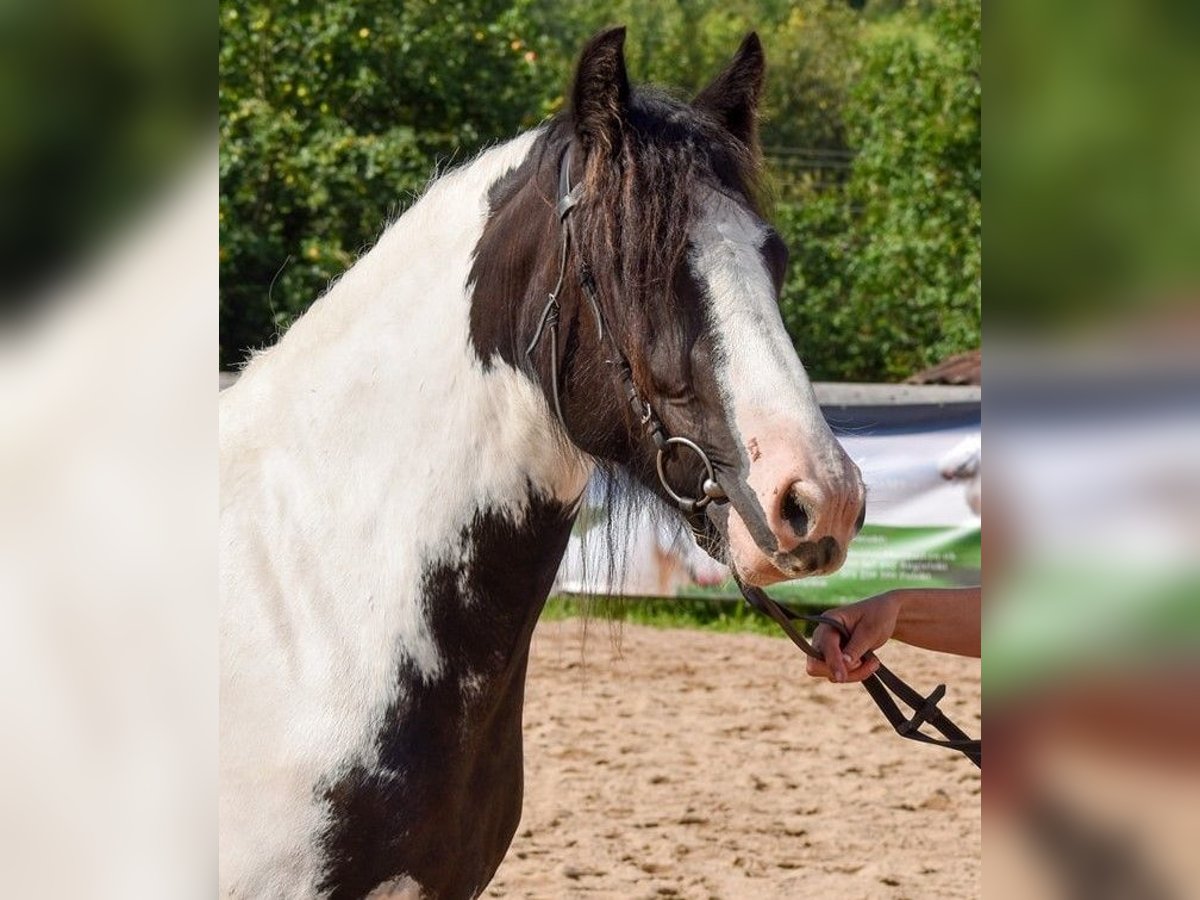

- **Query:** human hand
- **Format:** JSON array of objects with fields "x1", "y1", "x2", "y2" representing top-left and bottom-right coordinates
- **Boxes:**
[{"x1": 805, "y1": 590, "x2": 902, "y2": 683}]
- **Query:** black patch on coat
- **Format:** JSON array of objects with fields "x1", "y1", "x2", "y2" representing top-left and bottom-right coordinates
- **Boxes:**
[{"x1": 316, "y1": 493, "x2": 576, "y2": 900}]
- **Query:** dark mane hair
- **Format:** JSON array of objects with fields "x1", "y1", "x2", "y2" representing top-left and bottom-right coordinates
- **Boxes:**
[
  {"x1": 568, "y1": 87, "x2": 763, "y2": 388},
  {"x1": 471, "y1": 45, "x2": 771, "y2": 619},
  {"x1": 540, "y1": 86, "x2": 763, "y2": 432},
  {"x1": 541, "y1": 87, "x2": 765, "y2": 621}
]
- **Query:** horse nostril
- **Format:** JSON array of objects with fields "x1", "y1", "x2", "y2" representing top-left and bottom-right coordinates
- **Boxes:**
[
  {"x1": 854, "y1": 501, "x2": 867, "y2": 535},
  {"x1": 780, "y1": 487, "x2": 810, "y2": 539}
]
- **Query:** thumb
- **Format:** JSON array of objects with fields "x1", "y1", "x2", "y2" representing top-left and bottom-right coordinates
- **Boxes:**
[
  {"x1": 813, "y1": 624, "x2": 847, "y2": 683},
  {"x1": 842, "y1": 627, "x2": 879, "y2": 667}
]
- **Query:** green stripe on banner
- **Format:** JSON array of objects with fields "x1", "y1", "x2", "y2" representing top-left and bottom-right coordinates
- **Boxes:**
[{"x1": 681, "y1": 524, "x2": 981, "y2": 608}]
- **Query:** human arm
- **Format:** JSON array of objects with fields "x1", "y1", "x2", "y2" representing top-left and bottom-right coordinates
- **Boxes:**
[{"x1": 805, "y1": 585, "x2": 981, "y2": 683}]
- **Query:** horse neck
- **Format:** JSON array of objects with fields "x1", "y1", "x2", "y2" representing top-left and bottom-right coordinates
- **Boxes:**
[{"x1": 225, "y1": 128, "x2": 590, "y2": 669}]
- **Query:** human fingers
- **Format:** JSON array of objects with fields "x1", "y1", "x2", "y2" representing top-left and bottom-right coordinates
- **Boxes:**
[
  {"x1": 837, "y1": 655, "x2": 881, "y2": 683},
  {"x1": 811, "y1": 623, "x2": 847, "y2": 682},
  {"x1": 842, "y1": 626, "x2": 884, "y2": 669},
  {"x1": 805, "y1": 653, "x2": 880, "y2": 683},
  {"x1": 805, "y1": 657, "x2": 833, "y2": 680}
]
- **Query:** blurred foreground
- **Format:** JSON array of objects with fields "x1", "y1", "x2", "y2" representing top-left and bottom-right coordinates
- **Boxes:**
[
  {"x1": 986, "y1": 344, "x2": 1200, "y2": 898},
  {"x1": 0, "y1": 153, "x2": 215, "y2": 895},
  {"x1": 988, "y1": 1, "x2": 1200, "y2": 894}
]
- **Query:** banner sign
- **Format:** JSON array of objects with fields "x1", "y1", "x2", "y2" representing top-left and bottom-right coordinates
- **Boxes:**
[{"x1": 555, "y1": 396, "x2": 981, "y2": 608}]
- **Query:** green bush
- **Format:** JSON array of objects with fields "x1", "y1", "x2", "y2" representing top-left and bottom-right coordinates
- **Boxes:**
[
  {"x1": 219, "y1": 0, "x2": 558, "y2": 366},
  {"x1": 776, "y1": 0, "x2": 981, "y2": 381}
]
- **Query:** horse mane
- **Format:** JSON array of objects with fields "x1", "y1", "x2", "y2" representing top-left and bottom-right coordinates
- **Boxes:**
[
  {"x1": 545, "y1": 85, "x2": 760, "y2": 626},
  {"x1": 571, "y1": 87, "x2": 763, "y2": 386}
]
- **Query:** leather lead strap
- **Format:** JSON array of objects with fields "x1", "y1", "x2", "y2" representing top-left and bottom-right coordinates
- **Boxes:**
[{"x1": 737, "y1": 581, "x2": 981, "y2": 769}]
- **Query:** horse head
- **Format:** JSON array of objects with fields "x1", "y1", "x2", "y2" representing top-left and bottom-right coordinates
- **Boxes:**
[{"x1": 474, "y1": 27, "x2": 865, "y2": 586}]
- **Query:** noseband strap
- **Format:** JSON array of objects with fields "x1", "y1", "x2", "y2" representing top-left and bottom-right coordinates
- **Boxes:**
[{"x1": 525, "y1": 144, "x2": 727, "y2": 515}]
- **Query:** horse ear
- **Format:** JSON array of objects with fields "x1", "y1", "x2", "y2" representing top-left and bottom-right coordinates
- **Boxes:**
[
  {"x1": 694, "y1": 32, "x2": 765, "y2": 148},
  {"x1": 571, "y1": 26, "x2": 630, "y2": 155}
]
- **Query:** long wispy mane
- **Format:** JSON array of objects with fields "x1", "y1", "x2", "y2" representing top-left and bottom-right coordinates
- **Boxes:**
[
  {"x1": 573, "y1": 87, "x2": 763, "y2": 384},
  {"x1": 547, "y1": 85, "x2": 762, "y2": 622}
]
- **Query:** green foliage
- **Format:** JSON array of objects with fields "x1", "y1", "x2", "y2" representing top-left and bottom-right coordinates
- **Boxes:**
[
  {"x1": 758, "y1": 2, "x2": 862, "y2": 153},
  {"x1": 219, "y1": 0, "x2": 558, "y2": 365},
  {"x1": 525, "y1": 1, "x2": 862, "y2": 165},
  {"x1": 541, "y1": 594, "x2": 790, "y2": 636},
  {"x1": 777, "y1": 0, "x2": 981, "y2": 380},
  {"x1": 219, "y1": 0, "x2": 981, "y2": 380}
]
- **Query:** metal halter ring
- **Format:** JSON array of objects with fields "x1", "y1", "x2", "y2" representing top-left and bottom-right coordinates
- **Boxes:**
[{"x1": 655, "y1": 436, "x2": 727, "y2": 514}]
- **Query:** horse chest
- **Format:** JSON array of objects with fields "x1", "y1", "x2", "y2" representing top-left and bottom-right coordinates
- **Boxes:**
[
  {"x1": 318, "y1": 654, "x2": 532, "y2": 900},
  {"x1": 312, "y1": 499, "x2": 575, "y2": 899}
]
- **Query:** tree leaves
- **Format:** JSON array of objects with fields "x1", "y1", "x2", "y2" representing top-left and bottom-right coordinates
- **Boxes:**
[
  {"x1": 219, "y1": 0, "x2": 557, "y2": 365},
  {"x1": 777, "y1": 0, "x2": 980, "y2": 381},
  {"x1": 219, "y1": 0, "x2": 981, "y2": 381}
]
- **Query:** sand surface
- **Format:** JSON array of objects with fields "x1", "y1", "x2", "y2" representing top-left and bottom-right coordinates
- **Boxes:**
[{"x1": 484, "y1": 619, "x2": 981, "y2": 899}]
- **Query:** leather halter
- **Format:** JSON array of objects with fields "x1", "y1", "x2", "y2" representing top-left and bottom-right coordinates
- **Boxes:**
[
  {"x1": 526, "y1": 145, "x2": 728, "y2": 516},
  {"x1": 527, "y1": 143, "x2": 981, "y2": 770}
]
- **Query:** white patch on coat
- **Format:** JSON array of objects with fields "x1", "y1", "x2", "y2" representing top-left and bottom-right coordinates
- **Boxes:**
[
  {"x1": 365, "y1": 875, "x2": 424, "y2": 899},
  {"x1": 219, "y1": 129, "x2": 591, "y2": 897},
  {"x1": 459, "y1": 671, "x2": 486, "y2": 703},
  {"x1": 689, "y1": 191, "x2": 828, "y2": 443},
  {"x1": 688, "y1": 189, "x2": 862, "y2": 579}
]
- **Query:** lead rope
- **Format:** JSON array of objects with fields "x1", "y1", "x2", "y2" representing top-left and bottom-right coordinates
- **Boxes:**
[{"x1": 736, "y1": 578, "x2": 982, "y2": 768}]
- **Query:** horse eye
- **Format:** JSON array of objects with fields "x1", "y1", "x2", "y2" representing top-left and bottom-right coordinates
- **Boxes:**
[
  {"x1": 661, "y1": 388, "x2": 694, "y2": 406},
  {"x1": 649, "y1": 373, "x2": 694, "y2": 406}
]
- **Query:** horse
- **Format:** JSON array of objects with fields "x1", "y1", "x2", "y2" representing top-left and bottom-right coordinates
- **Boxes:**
[{"x1": 220, "y1": 27, "x2": 865, "y2": 899}]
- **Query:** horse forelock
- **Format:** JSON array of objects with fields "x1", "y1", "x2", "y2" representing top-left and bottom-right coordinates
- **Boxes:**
[{"x1": 575, "y1": 88, "x2": 763, "y2": 388}]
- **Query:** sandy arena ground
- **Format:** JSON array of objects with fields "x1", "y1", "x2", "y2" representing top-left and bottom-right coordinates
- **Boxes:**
[{"x1": 485, "y1": 619, "x2": 981, "y2": 899}]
